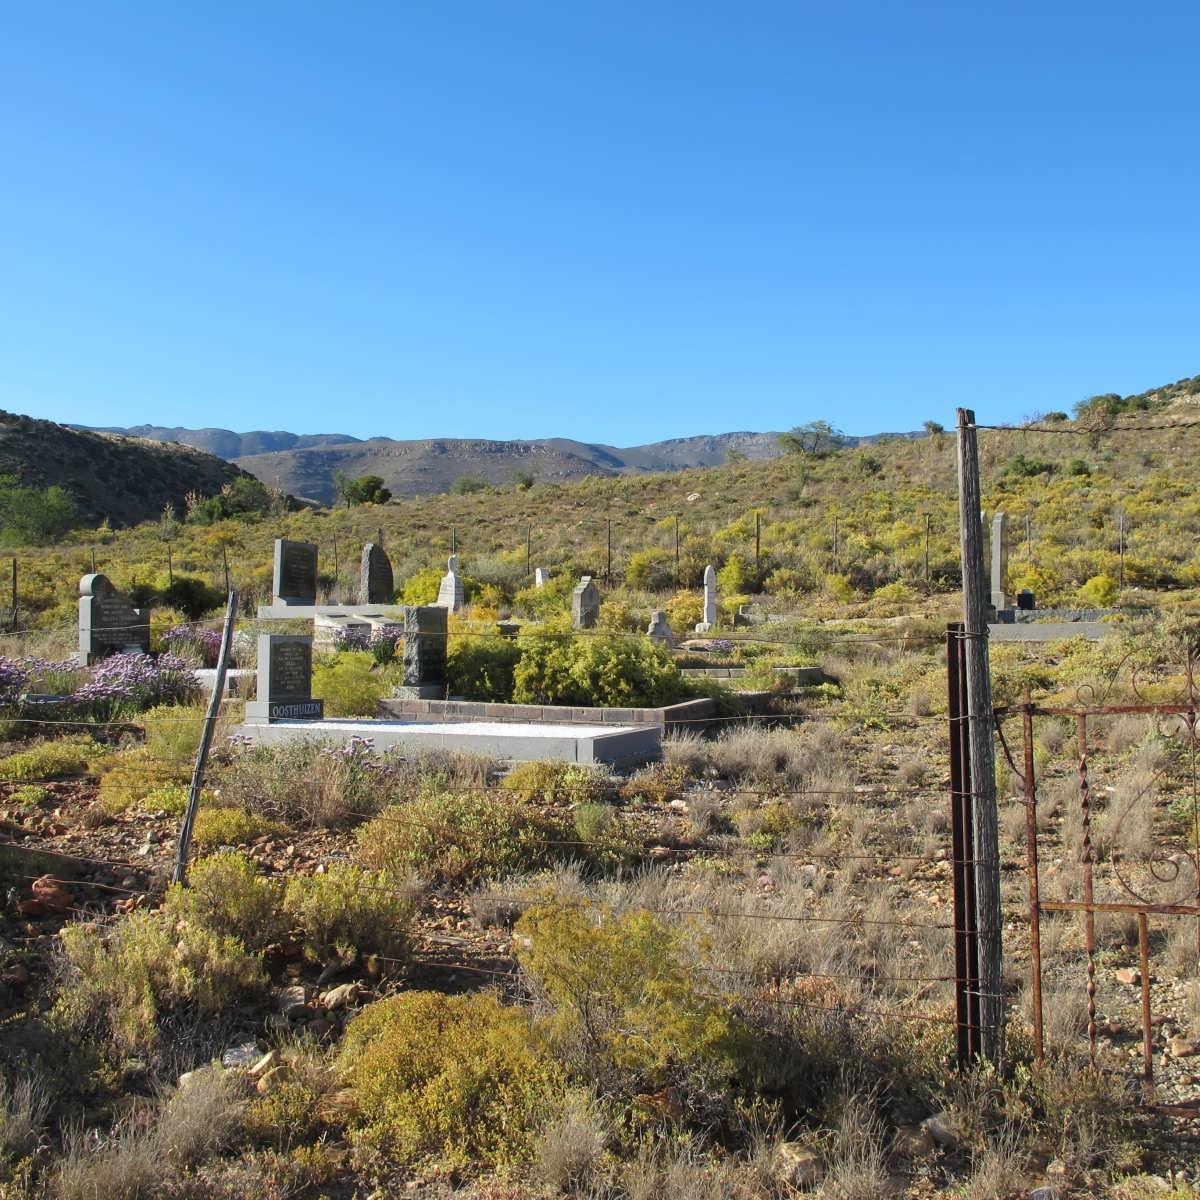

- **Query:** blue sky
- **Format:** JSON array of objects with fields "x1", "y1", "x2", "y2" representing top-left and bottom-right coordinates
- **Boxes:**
[{"x1": 2, "y1": 3, "x2": 1198, "y2": 443}]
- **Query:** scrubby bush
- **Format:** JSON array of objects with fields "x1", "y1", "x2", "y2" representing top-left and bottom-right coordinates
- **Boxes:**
[
  {"x1": 512, "y1": 574, "x2": 576, "y2": 621},
  {"x1": 311, "y1": 652, "x2": 387, "y2": 717},
  {"x1": 0, "y1": 739, "x2": 99, "y2": 781},
  {"x1": 138, "y1": 703, "x2": 205, "y2": 762},
  {"x1": 357, "y1": 790, "x2": 568, "y2": 886},
  {"x1": 337, "y1": 991, "x2": 565, "y2": 1167},
  {"x1": 56, "y1": 911, "x2": 266, "y2": 1054},
  {"x1": 282, "y1": 864, "x2": 416, "y2": 965},
  {"x1": 97, "y1": 748, "x2": 189, "y2": 814},
  {"x1": 665, "y1": 591, "x2": 704, "y2": 632},
  {"x1": 164, "y1": 852, "x2": 284, "y2": 951},
  {"x1": 192, "y1": 805, "x2": 282, "y2": 847},
  {"x1": 513, "y1": 630, "x2": 684, "y2": 708},
  {"x1": 618, "y1": 761, "x2": 690, "y2": 805},
  {"x1": 446, "y1": 635, "x2": 520, "y2": 702},
  {"x1": 9, "y1": 783, "x2": 51, "y2": 807},
  {"x1": 1077, "y1": 573, "x2": 1118, "y2": 607},
  {"x1": 401, "y1": 566, "x2": 443, "y2": 605},
  {"x1": 501, "y1": 760, "x2": 608, "y2": 805},
  {"x1": 626, "y1": 548, "x2": 676, "y2": 591},
  {"x1": 515, "y1": 903, "x2": 747, "y2": 1101},
  {"x1": 214, "y1": 737, "x2": 397, "y2": 827}
]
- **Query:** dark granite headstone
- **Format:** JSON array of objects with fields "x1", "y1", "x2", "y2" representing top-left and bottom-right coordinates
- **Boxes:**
[
  {"x1": 401, "y1": 605, "x2": 447, "y2": 690},
  {"x1": 1017, "y1": 590, "x2": 1036, "y2": 611},
  {"x1": 78, "y1": 573, "x2": 150, "y2": 665},
  {"x1": 272, "y1": 540, "x2": 318, "y2": 606},
  {"x1": 245, "y1": 634, "x2": 323, "y2": 722},
  {"x1": 571, "y1": 576, "x2": 601, "y2": 630},
  {"x1": 359, "y1": 543, "x2": 394, "y2": 605}
]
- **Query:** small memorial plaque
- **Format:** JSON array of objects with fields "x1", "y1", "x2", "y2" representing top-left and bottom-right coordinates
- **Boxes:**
[{"x1": 245, "y1": 634, "x2": 323, "y2": 722}]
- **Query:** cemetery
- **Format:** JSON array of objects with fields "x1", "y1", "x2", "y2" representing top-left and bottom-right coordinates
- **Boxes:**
[{"x1": 1, "y1": 414, "x2": 1198, "y2": 1200}]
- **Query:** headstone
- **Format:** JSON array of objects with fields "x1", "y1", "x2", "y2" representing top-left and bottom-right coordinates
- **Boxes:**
[
  {"x1": 436, "y1": 554, "x2": 465, "y2": 612},
  {"x1": 534, "y1": 568, "x2": 549, "y2": 588},
  {"x1": 990, "y1": 512, "x2": 1009, "y2": 611},
  {"x1": 647, "y1": 609, "x2": 675, "y2": 647},
  {"x1": 695, "y1": 564, "x2": 717, "y2": 633},
  {"x1": 359, "y1": 543, "x2": 394, "y2": 605},
  {"x1": 571, "y1": 576, "x2": 601, "y2": 629},
  {"x1": 397, "y1": 605, "x2": 447, "y2": 697},
  {"x1": 1017, "y1": 589, "x2": 1035, "y2": 611},
  {"x1": 78, "y1": 574, "x2": 150, "y2": 665},
  {"x1": 272, "y1": 540, "x2": 318, "y2": 606},
  {"x1": 245, "y1": 634, "x2": 323, "y2": 722}
]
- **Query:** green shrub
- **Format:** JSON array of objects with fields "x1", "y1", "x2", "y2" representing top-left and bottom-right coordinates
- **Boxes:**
[
  {"x1": 446, "y1": 635, "x2": 520, "y2": 702},
  {"x1": 213, "y1": 738, "x2": 393, "y2": 828},
  {"x1": 400, "y1": 567, "x2": 443, "y2": 606},
  {"x1": 0, "y1": 739, "x2": 98, "y2": 782},
  {"x1": 665, "y1": 591, "x2": 704, "y2": 632},
  {"x1": 618, "y1": 762, "x2": 690, "y2": 805},
  {"x1": 138, "y1": 703, "x2": 205, "y2": 762},
  {"x1": 1077, "y1": 573, "x2": 1118, "y2": 607},
  {"x1": 138, "y1": 783, "x2": 191, "y2": 814},
  {"x1": 625, "y1": 549, "x2": 675, "y2": 591},
  {"x1": 282, "y1": 864, "x2": 415, "y2": 965},
  {"x1": 164, "y1": 852, "x2": 284, "y2": 951},
  {"x1": 192, "y1": 805, "x2": 282, "y2": 848},
  {"x1": 9, "y1": 784, "x2": 51, "y2": 807},
  {"x1": 501, "y1": 760, "x2": 608, "y2": 805},
  {"x1": 56, "y1": 911, "x2": 266, "y2": 1054},
  {"x1": 311, "y1": 652, "x2": 387, "y2": 717},
  {"x1": 337, "y1": 991, "x2": 565, "y2": 1166},
  {"x1": 512, "y1": 574, "x2": 575, "y2": 621},
  {"x1": 97, "y1": 747, "x2": 189, "y2": 814},
  {"x1": 513, "y1": 630, "x2": 684, "y2": 708},
  {"x1": 357, "y1": 791, "x2": 567, "y2": 886},
  {"x1": 515, "y1": 903, "x2": 746, "y2": 1098}
]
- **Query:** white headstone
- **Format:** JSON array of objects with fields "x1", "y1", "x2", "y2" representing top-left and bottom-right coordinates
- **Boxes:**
[
  {"x1": 534, "y1": 568, "x2": 548, "y2": 588},
  {"x1": 695, "y1": 564, "x2": 717, "y2": 633},
  {"x1": 991, "y1": 512, "x2": 1009, "y2": 612},
  {"x1": 436, "y1": 554, "x2": 465, "y2": 612}
]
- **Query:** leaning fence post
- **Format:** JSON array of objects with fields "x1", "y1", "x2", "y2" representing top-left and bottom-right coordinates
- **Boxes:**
[
  {"x1": 956, "y1": 408, "x2": 1004, "y2": 1064},
  {"x1": 172, "y1": 590, "x2": 238, "y2": 885}
]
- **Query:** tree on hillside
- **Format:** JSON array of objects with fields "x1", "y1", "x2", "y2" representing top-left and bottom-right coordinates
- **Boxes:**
[
  {"x1": 333, "y1": 471, "x2": 392, "y2": 507},
  {"x1": 188, "y1": 476, "x2": 274, "y2": 524},
  {"x1": 0, "y1": 476, "x2": 79, "y2": 545},
  {"x1": 776, "y1": 420, "x2": 842, "y2": 457}
]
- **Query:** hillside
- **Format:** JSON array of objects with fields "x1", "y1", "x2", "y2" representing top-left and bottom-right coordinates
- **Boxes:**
[
  {"x1": 82, "y1": 426, "x2": 932, "y2": 503},
  {"x1": 0, "y1": 411, "x2": 257, "y2": 526}
]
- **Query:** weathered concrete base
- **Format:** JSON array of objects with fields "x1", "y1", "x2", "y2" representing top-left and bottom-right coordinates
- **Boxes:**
[
  {"x1": 236, "y1": 717, "x2": 661, "y2": 765},
  {"x1": 256, "y1": 603, "x2": 406, "y2": 619},
  {"x1": 988, "y1": 621, "x2": 1112, "y2": 643},
  {"x1": 393, "y1": 684, "x2": 444, "y2": 700},
  {"x1": 377, "y1": 696, "x2": 716, "y2": 734}
]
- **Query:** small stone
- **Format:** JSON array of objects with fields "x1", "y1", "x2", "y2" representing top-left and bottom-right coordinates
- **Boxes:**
[
  {"x1": 2, "y1": 963, "x2": 30, "y2": 987},
  {"x1": 1167, "y1": 1035, "x2": 1199, "y2": 1057},
  {"x1": 776, "y1": 1142, "x2": 821, "y2": 1188},
  {"x1": 220, "y1": 1040, "x2": 261, "y2": 1069},
  {"x1": 278, "y1": 984, "x2": 307, "y2": 1016},
  {"x1": 1028, "y1": 1188, "x2": 1061, "y2": 1200},
  {"x1": 1115, "y1": 967, "x2": 1141, "y2": 986},
  {"x1": 255, "y1": 1065, "x2": 293, "y2": 1094},
  {"x1": 320, "y1": 982, "x2": 360, "y2": 1011},
  {"x1": 31, "y1": 875, "x2": 72, "y2": 913},
  {"x1": 891, "y1": 1123, "x2": 935, "y2": 1157},
  {"x1": 921, "y1": 1111, "x2": 963, "y2": 1150},
  {"x1": 248, "y1": 1050, "x2": 279, "y2": 1078}
]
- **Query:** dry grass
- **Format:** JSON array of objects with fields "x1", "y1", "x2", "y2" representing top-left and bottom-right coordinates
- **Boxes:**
[
  {"x1": 0, "y1": 1074, "x2": 48, "y2": 1160},
  {"x1": 532, "y1": 1089, "x2": 609, "y2": 1192},
  {"x1": 821, "y1": 1093, "x2": 888, "y2": 1200}
]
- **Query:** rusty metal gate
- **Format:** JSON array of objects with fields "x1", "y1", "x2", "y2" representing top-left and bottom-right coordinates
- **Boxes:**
[{"x1": 1002, "y1": 656, "x2": 1200, "y2": 1115}]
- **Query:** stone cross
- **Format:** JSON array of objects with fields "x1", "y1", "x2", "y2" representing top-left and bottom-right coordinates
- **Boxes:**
[
  {"x1": 272, "y1": 539, "x2": 318, "y2": 606},
  {"x1": 571, "y1": 576, "x2": 601, "y2": 629},
  {"x1": 990, "y1": 511, "x2": 1009, "y2": 612},
  {"x1": 77, "y1": 574, "x2": 150, "y2": 665},
  {"x1": 694, "y1": 564, "x2": 717, "y2": 633},
  {"x1": 359, "y1": 542, "x2": 394, "y2": 605},
  {"x1": 534, "y1": 568, "x2": 548, "y2": 588},
  {"x1": 646, "y1": 609, "x2": 675, "y2": 648},
  {"x1": 436, "y1": 554, "x2": 465, "y2": 612},
  {"x1": 245, "y1": 634, "x2": 323, "y2": 722}
]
